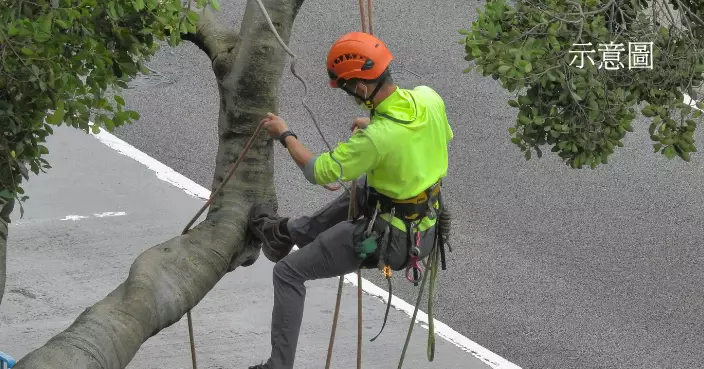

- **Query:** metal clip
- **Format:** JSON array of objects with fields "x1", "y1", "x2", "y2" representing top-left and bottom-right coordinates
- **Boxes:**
[{"x1": 365, "y1": 203, "x2": 379, "y2": 237}]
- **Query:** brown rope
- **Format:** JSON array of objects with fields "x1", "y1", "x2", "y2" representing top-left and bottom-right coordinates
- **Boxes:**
[
  {"x1": 358, "y1": 0, "x2": 367, "y2": 33},
  {"x1": 326, "y1": 0, "x2": 375, "y2": 367}
]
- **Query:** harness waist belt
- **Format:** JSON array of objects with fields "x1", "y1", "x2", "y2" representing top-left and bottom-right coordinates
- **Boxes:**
[{"x1": 366, "y1": 181, "x2": 442, "y2": 222}]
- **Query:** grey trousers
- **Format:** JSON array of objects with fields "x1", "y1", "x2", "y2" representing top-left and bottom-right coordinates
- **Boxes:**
[{"x1": 265, "y1": 179, "x2": 437, "y2": 369}]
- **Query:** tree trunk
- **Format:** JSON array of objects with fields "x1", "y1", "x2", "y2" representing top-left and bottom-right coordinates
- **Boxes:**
[
  {"x1": 12, "y1": 0, "x2": 303, "y2": 367},
  {"x1": 0, "y1": 198, "x2": 13, "y2": 307}
]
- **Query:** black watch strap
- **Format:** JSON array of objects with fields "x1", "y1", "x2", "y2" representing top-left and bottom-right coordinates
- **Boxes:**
[{"x1": 279, "y1": 130, "x2": 297, "y2": 148}]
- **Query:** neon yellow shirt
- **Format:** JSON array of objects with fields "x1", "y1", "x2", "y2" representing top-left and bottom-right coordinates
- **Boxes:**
[{"x1": 303, "y1": 85, "x2": 453, "y2": 231}]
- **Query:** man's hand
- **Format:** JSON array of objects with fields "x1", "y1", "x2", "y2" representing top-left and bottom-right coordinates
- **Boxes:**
[
  {"x1": 350, "y1": 117, "x2": 370, "y2": 131},
  {"x1": 261, "y1": 112, "x2": 289, "y2": 139}
]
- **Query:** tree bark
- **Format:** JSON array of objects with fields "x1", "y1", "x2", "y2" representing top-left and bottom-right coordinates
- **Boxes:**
[
  {"x1": 12, "y1": 0, "x2": 303, "y2": 367},
  {"x1": 0, "y1": 198, "x2": 13, "y2": 307}
]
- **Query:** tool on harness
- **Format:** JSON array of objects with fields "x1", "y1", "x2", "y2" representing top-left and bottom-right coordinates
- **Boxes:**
[
  {"x1": 405, "y1": 224, "x2": 423, "y2": 284},
  {"x1": 355, "y1": 203, "x2": 379, "y2": 259},
  {"x1": 364, "y1": 179, "x2": 449, "y2": 344}
]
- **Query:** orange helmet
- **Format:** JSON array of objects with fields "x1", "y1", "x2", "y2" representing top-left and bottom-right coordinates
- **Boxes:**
[{"x1": 326, "y1": 32, "x2": 393, "y2": 88}]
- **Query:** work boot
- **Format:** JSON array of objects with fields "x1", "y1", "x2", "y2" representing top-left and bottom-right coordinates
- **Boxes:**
[{"x1": 248, "y1": 203, "x2": 294, "y2": 263}]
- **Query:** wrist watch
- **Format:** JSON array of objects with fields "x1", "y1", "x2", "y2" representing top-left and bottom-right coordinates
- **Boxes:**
[{"x1": 279, "y1": 130, "x2": 298, "y2": 148}]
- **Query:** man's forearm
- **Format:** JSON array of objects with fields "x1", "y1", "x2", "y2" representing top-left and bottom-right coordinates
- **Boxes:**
[{"x1": 284, "y1": 135, "x2": 314, "y2": 169}]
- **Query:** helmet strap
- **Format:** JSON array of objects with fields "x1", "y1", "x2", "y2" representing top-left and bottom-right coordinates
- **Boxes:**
[
  {"x1": 341, "y1": 73, "x2": 388, "y2": 109},
  {"x1": 365, "y1": 74, "x2": 387, "y2": 109}
]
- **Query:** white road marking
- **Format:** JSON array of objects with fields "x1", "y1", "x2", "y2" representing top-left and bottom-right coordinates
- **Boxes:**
[
  {"x1": 60, "y1": 212, "x2": 127, "y2": 221},
  {"x1": 60, "y1": 215, "x2": 89, "y2": 221},
  {"x1": 90, "y1": 127, "x2": 522, "y2": 369},
  {"x1": 94, "y1": 211, "x2": 127, "y2": 217}
]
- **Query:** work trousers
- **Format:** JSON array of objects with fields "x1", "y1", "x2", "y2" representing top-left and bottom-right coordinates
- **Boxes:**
[{"x1": 265, "y1": 178, "x2": 437, "y2": 369}]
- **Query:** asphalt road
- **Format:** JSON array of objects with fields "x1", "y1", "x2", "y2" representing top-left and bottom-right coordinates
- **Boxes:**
[{"x1": 113, "y1": 1, "x2": 704, "y2": 368}]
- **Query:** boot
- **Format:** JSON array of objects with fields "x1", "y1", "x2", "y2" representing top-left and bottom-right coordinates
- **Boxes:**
[{"x1": 248, "y1": 203, "x2": 294, "y2": 263}]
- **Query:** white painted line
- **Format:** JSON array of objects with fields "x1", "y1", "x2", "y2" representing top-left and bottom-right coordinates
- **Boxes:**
[
  {"x1": 59, "y1": 212, "x2": 127, "y2": 221},
  {"x1": 60, "y1": 215, "x2": 89, "y2": 221},
  {"x1": 92, "y1": 129, "x2": 210, "y2": 200},
  {"x1": 88, "y1": 127, "x2": 521, "y2": 369},
  {"x1": 94, "y1": 211, "x2": 127, "y2": 217}
]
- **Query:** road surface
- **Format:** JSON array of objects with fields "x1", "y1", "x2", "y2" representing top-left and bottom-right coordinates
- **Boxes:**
[{"x1": 107, "y1": 1, "x2": 704, "y2": 369}]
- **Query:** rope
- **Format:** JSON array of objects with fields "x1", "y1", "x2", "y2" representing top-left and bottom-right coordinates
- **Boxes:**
[
  {"x1": 327, "y1": 1, "x2": 374, "y2": 369},
  {"x1": 397, "y1": 243, "x2": 440, "y2": 368}
]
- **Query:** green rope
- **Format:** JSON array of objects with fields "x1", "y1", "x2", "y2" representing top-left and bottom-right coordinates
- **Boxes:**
[
  {"x1": 427, "y1": 241, "x2": 439, "y2": 361},
  {"x1": 397, "y1": 244, "x2": 440, "y2": 369}
]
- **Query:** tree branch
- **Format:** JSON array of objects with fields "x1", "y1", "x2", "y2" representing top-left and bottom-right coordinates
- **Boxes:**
[
  {"x1": 12, "y1": 0, "x2": 304, "y2": 367},
  {"x1": 182, "y1": 6, "x2": 240, "y2": 64}
]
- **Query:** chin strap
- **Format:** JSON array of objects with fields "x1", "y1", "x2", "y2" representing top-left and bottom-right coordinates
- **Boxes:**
[{"x1": 342, "y1": 73, "x2": 388, "y2": 111}]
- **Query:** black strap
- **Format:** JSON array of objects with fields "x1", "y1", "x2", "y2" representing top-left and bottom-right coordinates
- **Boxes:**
[{"x1": 279, "y1": 130, "x2": 297, "y2": 148}]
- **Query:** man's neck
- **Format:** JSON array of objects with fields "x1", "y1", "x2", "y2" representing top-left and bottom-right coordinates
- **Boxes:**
[{"x1": 371, "y1": 83, "x2": 397, "y2": 106}]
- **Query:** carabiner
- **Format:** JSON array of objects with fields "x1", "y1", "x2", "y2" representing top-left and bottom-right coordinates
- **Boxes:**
[{"x1": 405, "y1": 257, "x2": 423, "y2": 283}]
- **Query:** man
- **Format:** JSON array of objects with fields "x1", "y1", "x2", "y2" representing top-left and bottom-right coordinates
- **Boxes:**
[{"x1": 247, "y1": 31, "x2": 453, "y2": 369}]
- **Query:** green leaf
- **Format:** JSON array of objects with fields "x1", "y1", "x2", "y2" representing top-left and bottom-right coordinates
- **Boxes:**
[
  {"x1": 20, "y1": 47, "x2": 34, "y2": 56},
  {"x1": 498, "y1": 65, "x2": 511, "y2": 74},
  {"x1": 663, "y1": 145, "x2": 676, "y2": 159},
  {"x1": 187, "y1": 10, "x2": 201, "y2": 22},
  {"x1": 508, "y1": 100, "x2": 519, "y2": 107},
  {"x1": 46, "y1": 101, "x2": 65, "y2": 125},
  {"x1": 570, "y1": 90, "x2": 582, "y2": 101},
  {"x1": 114, "y1": 95, "x2": 125, "y2": 106},
  {"x1": 55, "y1": 19, "x2": 70, "y2": 29},
  {"x1": 34, "y1": 32, "x2": 51, "y2": 42},
  {"x1": 209, "y1": 0, "x2": 221, "y2": 11}
]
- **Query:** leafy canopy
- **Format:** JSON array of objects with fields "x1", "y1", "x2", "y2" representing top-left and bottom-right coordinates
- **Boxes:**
[
  {"x1": 460, "y1": 0, "x2": 704, "y2": 168},
  {"x1": 0, "y1": 0, "x2": 219, "y2": 214}
]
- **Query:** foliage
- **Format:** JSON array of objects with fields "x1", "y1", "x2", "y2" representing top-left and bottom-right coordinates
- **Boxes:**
[
  {"x1": 0, "y1": 0, "x2": 219, "y2": 215},
  {"x1": 460, "y1": 0, "x2": 704, "y2": 168}
]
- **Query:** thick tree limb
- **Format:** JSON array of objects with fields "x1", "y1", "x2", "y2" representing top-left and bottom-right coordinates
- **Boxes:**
[
  {"x1": 0, "y1": 198, "x2": 13, "y2": 307},
  {"x1": 182, "y1": 6, "x2": 240, "y2": 65},
  {"x1": 12, "y1": 0, "x2": 303, "y2": 367}
]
